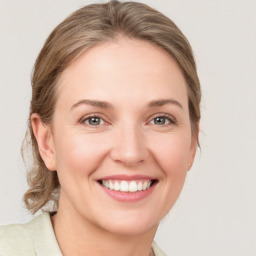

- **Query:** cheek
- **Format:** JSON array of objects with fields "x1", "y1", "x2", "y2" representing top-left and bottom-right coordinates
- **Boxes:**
[
  {"x1": 150, "y1": 132, "x2": 191, "y2": 176},
  {"x1": 54, "y1": 132, "x2": 108, "y2": 177},
  {"x1": 147, "y1": 133, "x2": 192, "y2": 218}
]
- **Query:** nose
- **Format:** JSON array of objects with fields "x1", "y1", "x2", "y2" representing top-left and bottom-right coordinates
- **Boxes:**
[{"x1": 109, "y1": 123, "x2": 148, "y2": 167}]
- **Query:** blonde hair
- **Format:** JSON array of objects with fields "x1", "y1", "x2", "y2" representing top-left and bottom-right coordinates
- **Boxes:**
[{"x1": 23, "y1": 0, "x2": 201, "y2": 214}]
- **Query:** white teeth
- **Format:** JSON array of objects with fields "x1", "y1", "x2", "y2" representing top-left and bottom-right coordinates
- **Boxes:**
[
  {"x1": 129, "y1": 181, "x2": 137, "y2": 192},
  {"x1": 102, "y1": 180, "x2": 108, "y2": 188},
  {"x1": 101, "y1": 180, "x2": 153, "y2": 192},
  {"x1": 114, "y1": 181, "x2": 120, "y2": 191},
  {"x1": 137, "y1": 182, "x2": 143, "y2": 191},
  {"x1": 109, "y1": 181, "x2": 114, "y2": 190},
  {"x1": 142, "y1": 181, "x2": 148, "y2": 190},
  {"x1": 120, "y1": 181, "x2": 129, "y2": 192}
]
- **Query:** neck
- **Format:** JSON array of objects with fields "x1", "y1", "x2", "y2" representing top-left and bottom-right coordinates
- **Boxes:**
[{"x1": 51, "y1": 198, "x2": 158, "y2": 256}]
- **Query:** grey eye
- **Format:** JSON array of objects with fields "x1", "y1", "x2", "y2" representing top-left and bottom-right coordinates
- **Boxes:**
[
  {"x1": 85, "y1": 117, "x2": 103, "y2": 126},
  {"x1": 152, "y1": 116, "x2": 170, "y2": 125}
]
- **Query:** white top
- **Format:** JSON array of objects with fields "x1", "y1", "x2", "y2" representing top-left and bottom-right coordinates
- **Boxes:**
[{"x1": 0, "y1": 212, "x2": 167, "y2": 256}]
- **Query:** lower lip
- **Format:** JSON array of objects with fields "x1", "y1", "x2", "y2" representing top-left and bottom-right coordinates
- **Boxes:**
[{"x1": 99, "y1": 183, "x2": 156, "y2": 202}]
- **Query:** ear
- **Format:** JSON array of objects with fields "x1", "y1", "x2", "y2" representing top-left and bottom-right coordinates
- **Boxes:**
[
  {"x1": 188, "y1": 122, "x2": 200, "y2": 171},
  {"x1": 31, "y1": 113, "x2": 56, "y2": 171}
]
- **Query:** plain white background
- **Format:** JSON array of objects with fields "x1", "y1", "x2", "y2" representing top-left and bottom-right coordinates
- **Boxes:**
[{"x1": 0, "y1": 0, "x2": 255, "y2": 255}]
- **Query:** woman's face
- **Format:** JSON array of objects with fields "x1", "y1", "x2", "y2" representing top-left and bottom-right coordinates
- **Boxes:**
[{"x1": 46, "y1": 38, "x2": 197, "y2": 235}]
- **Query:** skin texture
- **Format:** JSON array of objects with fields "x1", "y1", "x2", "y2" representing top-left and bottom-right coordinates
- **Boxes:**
[{"x1": 31, "y1": 37, "x2": 197, "y2": 256}]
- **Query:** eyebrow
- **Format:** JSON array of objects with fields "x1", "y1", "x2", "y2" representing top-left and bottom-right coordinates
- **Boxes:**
[
  {"x1": 71, "y1": 99, "x2": 112, "y2": 110},
  {"x1": 71, "y1": 98, "x2": 183, "y2": 110},
  {"x1": 148, "y1": 99, "x2": 183, "y2": 109}
]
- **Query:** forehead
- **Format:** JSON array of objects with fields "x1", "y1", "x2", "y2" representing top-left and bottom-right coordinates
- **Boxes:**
[{"x1": 56, "y1": 38, "x2": 188, "y2": 109}]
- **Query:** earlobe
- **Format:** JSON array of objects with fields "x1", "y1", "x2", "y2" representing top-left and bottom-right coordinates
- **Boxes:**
[{"x1": 31, "y1": 113, "x2": 56, "y2": 171}]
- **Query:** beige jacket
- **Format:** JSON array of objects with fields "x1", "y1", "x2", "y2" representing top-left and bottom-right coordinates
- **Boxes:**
[{"x1": 0, "y1": 213, "x2": 166, "y2": 256}]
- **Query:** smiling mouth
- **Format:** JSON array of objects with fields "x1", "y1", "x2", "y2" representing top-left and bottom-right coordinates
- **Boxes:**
[{"x1": 98, "y1": 179, "x2": 158, "y2": 192}]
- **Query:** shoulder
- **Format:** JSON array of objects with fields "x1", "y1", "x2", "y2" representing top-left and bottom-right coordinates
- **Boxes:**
[
  {"x1": 0, "y1": 212, "x2": 62, "y2": 256},
  {"x1": 152, "y1": 241, "x2": 167, "y2": 256},
  {"x1": 0, "y1": 222, "x2": 35, "y2": 255}
]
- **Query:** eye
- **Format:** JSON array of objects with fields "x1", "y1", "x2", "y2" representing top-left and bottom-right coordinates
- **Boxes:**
[
  {"x1": 149, "y1": 115, "x2": 175, "y2": 126},
  {"x1": 82, "y1": 116, "x2": 104, "y2": 126}
]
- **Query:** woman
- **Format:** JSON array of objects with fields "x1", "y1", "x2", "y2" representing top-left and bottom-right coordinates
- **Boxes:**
[{"x1": 0, "y1": 1, "x2": 201, "y2": 255}]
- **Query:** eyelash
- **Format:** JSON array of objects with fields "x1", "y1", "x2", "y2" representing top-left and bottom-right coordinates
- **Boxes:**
[
  {"x1": 79, "y1": 113, "x2": 176, "y2": 127},
  {"x1": 80, "y1": 114, "x2": 108, "y2": 127},
  {"x1": 148, "y1": 113, "x2": 176, "y2": 126}
]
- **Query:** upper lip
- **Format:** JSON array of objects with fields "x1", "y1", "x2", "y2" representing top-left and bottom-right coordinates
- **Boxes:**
[{"x1": 98, "y1": 174, "x2": 157, "y2": 181}]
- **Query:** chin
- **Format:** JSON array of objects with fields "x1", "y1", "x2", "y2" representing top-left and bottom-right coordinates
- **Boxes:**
[
  {"x1": 93, "y1": 210, "x2": 160, "y2": 236},
  {"x1": 103, "y1": 221, "x2": 158, "y2": 237}
]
